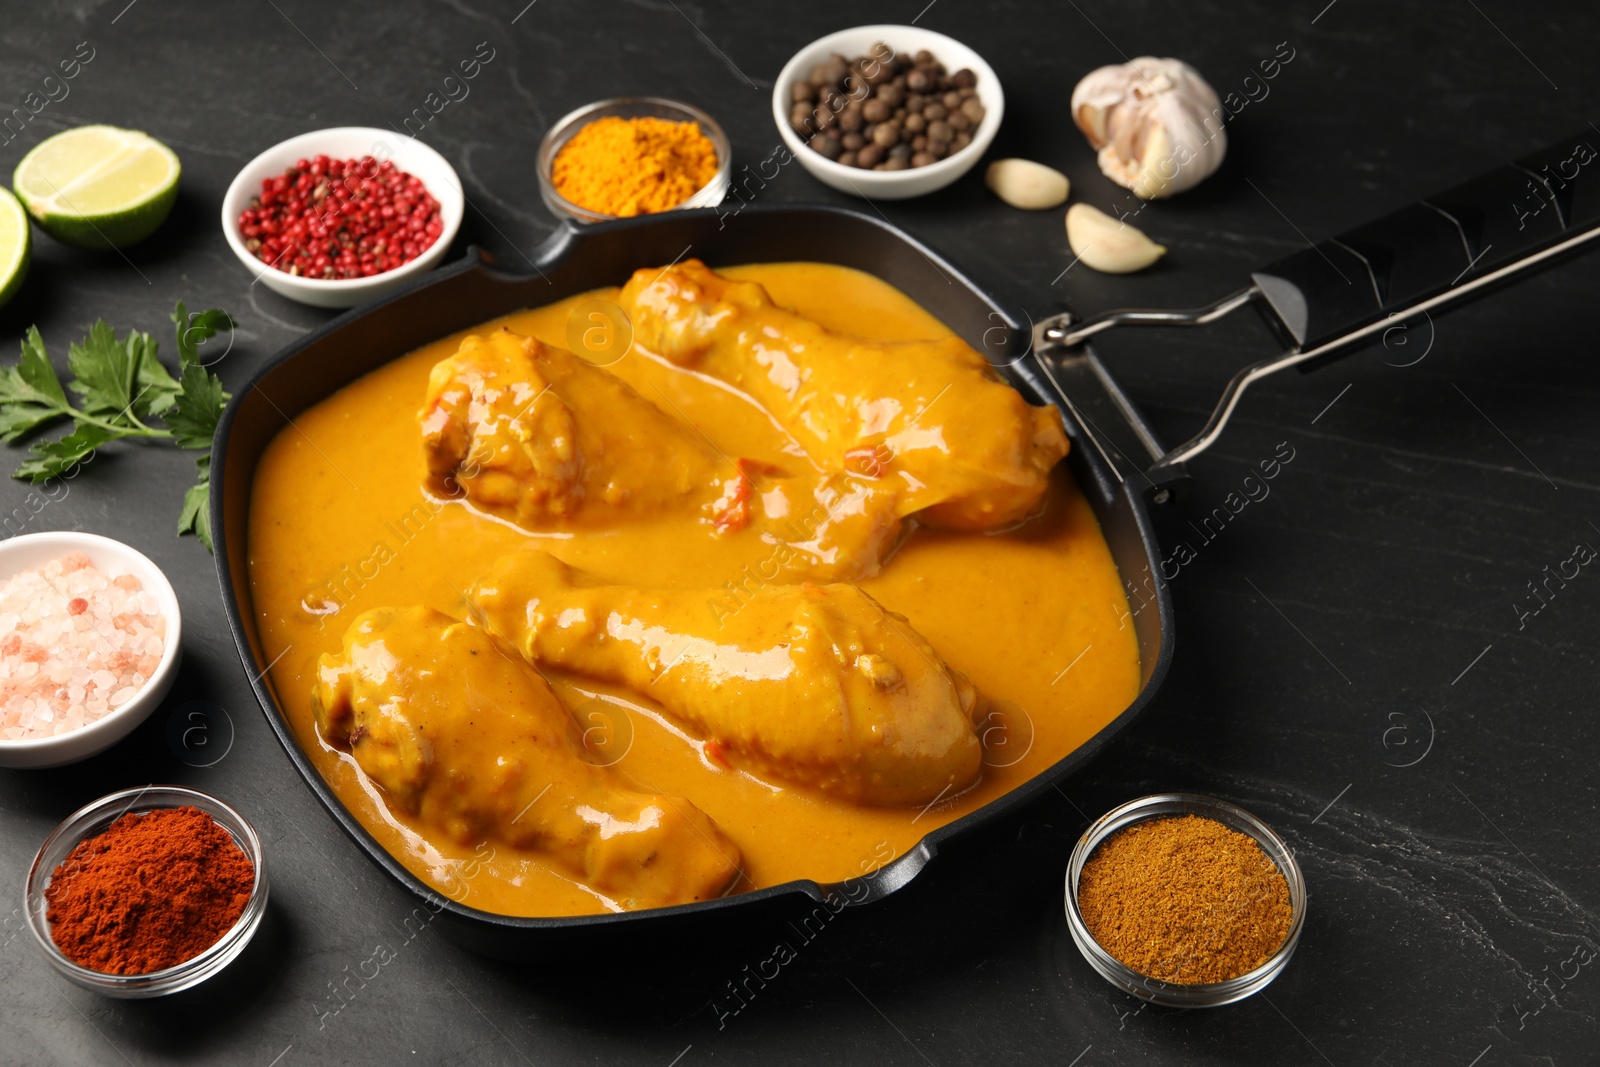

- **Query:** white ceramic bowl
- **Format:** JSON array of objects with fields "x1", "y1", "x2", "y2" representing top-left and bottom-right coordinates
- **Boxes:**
[
  {"x1": 0, "y1": 532, "x2": 182, "y2": 769},
  {"x1": 773, "y1": 25, "x2": 1005, "y2": 201},
  {"x1": 220, "y1": 127, "x2": 466, "y2": 309}
]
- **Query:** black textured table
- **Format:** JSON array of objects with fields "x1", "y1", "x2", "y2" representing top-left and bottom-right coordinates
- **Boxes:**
[{"x1": 2, "y1": 2, "x2": 1597, "y2": 1064}]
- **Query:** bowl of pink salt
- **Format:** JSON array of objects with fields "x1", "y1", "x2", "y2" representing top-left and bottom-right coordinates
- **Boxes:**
[{"x1": 0, "y1": 532, "x2": 181, "y2": 768}]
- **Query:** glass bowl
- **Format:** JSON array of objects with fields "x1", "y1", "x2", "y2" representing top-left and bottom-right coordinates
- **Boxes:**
[
  {"x1": 536, "y1": 97, "x2": 731, "y2": 223},
  {"x1": 1063, "y1": 793, "x2": 1307, "y2": 1008},
  {"x1": 25, "y1": 785, "x2": 269, "y2": 997}
]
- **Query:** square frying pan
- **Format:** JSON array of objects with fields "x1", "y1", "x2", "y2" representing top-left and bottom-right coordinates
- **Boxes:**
[{"x1": 210, "y1": 131, "x2": 1598, "y2": 956}]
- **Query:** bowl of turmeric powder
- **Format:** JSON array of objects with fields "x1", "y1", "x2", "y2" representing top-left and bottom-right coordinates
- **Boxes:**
[
  {"x1": 1064, "y1": 793, "x2": 1307, "y2": 1007},
  {"x1": 537, "y1": 97, "x2": 731, "y2": 223}
]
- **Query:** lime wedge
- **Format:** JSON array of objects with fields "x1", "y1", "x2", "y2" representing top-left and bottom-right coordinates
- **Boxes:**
[
  {"x1": 0, "y1": 188, "x2": 30, "y2": 308},
  {"x1": 13, "y1": 125, "x2": 180, "y2": 250}
]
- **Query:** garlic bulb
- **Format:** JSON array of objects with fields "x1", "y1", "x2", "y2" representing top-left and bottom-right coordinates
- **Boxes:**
[
  {"x1": 1065, "y1": 204, "x2": 1166, "y2": 274},
  {"x1": 1071, "y1": 57, "x2": 1226, "y2": 199}
]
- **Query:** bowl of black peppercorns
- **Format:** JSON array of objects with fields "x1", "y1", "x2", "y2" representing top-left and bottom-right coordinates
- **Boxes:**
[{"x1": 773, "y1": 25, "x2": 1004, "y2": 200}]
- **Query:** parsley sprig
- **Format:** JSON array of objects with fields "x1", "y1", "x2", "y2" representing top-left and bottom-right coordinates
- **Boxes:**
[{"x1": 0, "y1": 303, "x2": 234, "y2": 550}]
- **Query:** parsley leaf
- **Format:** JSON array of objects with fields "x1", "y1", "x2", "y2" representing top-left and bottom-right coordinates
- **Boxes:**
[
  {"x1": 166, "y1": 302, "x2": 232, "y2": 449},
  {"x1": 173, "y1": 302, "x2": 235, "y2": 366},
  {"x1": 166, "y1": 359, "x2": 228, "y2": 450},
  {"x1": 0, "y1": 328, "x2": 74, "y2": 442},
  {"x1": 1, "y1": 301, "x2": 236, "y2": 551},
  {"x1": 15, "y1": 423, "x2": 119, "y2": 482},
  {"x1": 136, "y1": 342, "x2": 181, "y2": 417},
  {"x1": 66, "y1": 321, "x2": 146, "y2": 419},
  {"x1": 178, "y1": 454, "x2": 213, "y2": 550}
]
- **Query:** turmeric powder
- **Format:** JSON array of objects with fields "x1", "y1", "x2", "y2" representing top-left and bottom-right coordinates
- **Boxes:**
[{"x1": 551, "y1": 116, "x2": 719, "y2": 217}]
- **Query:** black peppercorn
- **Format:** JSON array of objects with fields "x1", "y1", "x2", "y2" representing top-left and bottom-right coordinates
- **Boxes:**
[{"x1": 794, "y1": 42, "x2": 978, "y2": 170}]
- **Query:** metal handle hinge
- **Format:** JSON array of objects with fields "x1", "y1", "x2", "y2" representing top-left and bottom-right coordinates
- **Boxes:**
[{"x1": 1035, "y1": 217, "x2": 1600, "y2": 475}]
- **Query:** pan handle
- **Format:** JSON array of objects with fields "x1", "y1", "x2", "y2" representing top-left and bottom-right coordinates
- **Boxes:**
[
  {"x1": 1250, "y1": 132, "x2": 1600, "y2": 355},
  {"x1": 1037, "y1": 130, "x2": 1600, "y2": 472}
]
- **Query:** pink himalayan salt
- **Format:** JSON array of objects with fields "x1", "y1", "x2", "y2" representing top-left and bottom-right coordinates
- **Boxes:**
[{"x1": 0, "y1": 552, "x2": 166, "y2": 741}]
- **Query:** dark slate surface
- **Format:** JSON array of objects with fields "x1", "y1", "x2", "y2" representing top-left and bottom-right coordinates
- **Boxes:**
[{"x1": 1, "y1": 1, "x2": 1597, "y2": 1064}]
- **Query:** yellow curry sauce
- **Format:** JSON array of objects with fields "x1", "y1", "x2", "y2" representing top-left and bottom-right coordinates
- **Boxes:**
[{"x1": 247, "y1": 263, "x2": 1141, "y2": 916}]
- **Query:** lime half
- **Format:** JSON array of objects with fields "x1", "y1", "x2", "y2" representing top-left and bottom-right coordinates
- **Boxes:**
[
  {"x1": 0, "y1": 188, "x2": 30, "y2": 308},
  {"x1": 13, "y1": 125, "x2": 180, "y2": 250}
]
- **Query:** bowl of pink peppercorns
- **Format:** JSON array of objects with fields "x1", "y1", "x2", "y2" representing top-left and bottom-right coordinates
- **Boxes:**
[{"x1": 221, "y1": 127, "x2": 465, "y2": 308}]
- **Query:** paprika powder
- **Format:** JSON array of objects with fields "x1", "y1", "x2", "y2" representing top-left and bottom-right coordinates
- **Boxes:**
[{"x1": 45, "y1": 805, "x2": 255, "y2": 975}]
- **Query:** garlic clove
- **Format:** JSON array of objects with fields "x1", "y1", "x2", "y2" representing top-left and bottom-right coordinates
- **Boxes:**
[
  {"x1": 1130, "y1": 125, "x2": 1174, "y2": 200},
  {"x1": 1071, "y1": 56, "x2": 1227, "y2": 199},
  {"x1": 985, "y1": 158, "x2": 1070, "y2": 210},
  {"x1": 1065, "y1": 203, "x2": 1166, "y2": 274},
  {"x1": 1075, "y1": 99, "x2": 1110, "y2": 146}
]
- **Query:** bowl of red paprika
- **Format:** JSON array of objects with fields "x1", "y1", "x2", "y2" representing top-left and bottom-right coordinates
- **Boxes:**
[
  {"x1": 24, "y1": 785, "x2": 269, "y2": 997},
  {"x1": 221, "y1": 126, "x2": 465, "y2": 309}
]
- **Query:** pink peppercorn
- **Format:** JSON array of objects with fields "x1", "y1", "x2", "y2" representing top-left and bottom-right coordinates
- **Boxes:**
[{"x1": 237, "y1": 155, "x2": 443, "y2": 280}]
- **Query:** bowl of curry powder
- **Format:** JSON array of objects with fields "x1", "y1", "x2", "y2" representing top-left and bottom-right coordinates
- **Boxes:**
[{"x1": 1064, "y1": 793, "x2": 1305, "y2": 1007}]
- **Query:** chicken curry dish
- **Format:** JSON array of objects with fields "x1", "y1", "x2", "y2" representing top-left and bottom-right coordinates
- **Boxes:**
[{"x1": 248, "y1": 261, "x2": 1141, "y2": 916}]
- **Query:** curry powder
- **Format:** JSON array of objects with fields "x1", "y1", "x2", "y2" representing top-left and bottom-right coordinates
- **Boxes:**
[
  {"x1": 1078, "y1": 814, "x2": 1291, "y2": 984},
  {"x1": 552, "y1": 116, "x2": 719, "y2": 217}
]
